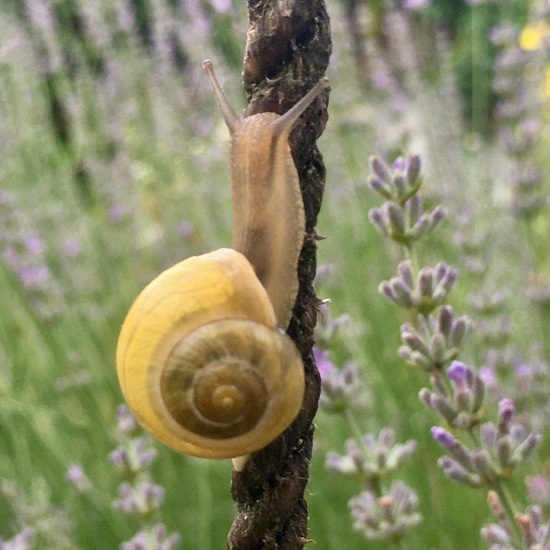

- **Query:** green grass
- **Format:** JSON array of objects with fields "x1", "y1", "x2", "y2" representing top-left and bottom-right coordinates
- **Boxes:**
[{"x1": 1, "y1": 1, "x2": 550, "y2": 548}]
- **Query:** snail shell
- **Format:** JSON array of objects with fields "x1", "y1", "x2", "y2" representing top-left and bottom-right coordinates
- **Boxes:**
[{"x1": 116, "y1": 248, "x2": 305, "y2": 459}]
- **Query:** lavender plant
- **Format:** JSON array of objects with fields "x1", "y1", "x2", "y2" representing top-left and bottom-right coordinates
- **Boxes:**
[
  {"x1": 366, "y1": 152, "x2": 543, "y2": 548},
  {"x1": 316, "y1": 290, "x2": 421, "y2": 543},
  {"x1": 0, "y1": 478, "x2": 75, "y2": 549},
  {"x1": 65, "y1": 405, "x2": 181, "y2": 549}
]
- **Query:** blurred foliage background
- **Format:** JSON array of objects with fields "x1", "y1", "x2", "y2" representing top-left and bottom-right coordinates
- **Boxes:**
[{"x1": 1, "y1": 0, "x2": 550, "y2": 548}]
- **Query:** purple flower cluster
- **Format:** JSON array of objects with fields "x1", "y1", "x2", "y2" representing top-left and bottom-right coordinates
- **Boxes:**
[
  {"x1": 109, "y1": 438, "x2": 158, "y2": 476},
  {"x1": 65, "y1": 405, "x2": 180, "y2": 548},
  {"x1": 0, "y1": 191, "x2": 62, "y2": 319},
  {"x1": 316, "y1": 348, "x2": 368, "y2": 413},
  {"x1": 366, "y1": 151, "x2": 549, "y2": 546},
  {"x1": 0, "y1": 529, "x2": 35, "y2": 550},
  {"x1": 379, "y1": 259, "x2": 457, "y2": 315},
  {"x1": 108, "y1": 406, "x2": 180, "y2": 547},
  {"x1": 482, "y1": 491, "x2": 550, "y2": 548},
  {"x1": 432, "y1": 398, "x2": 540, "y2": 488},
  {"x1": 66, "y1": 464, "x2": 92, "y2": 493},
  {"x1": 420, "y1": 361, "x2": 484, "y2": 429},
  {"x1": 326, "y1": 428, "x2": 417, "y2": 482},
  {"x1": 368, "y1": 156, "x2": 445, "y2": 248},
  {"x1": 113, "y1": 482, "x2": 165, "y2": 518},
  {"x1": 121, "y1": 524, "x2": 181, "y2": 550},
  {"x1": 399, "y1": 306, "x2": 471, "y2": 371},
  {"x1": 348, "y1": 481, "x2": 422, "y2": 542}
]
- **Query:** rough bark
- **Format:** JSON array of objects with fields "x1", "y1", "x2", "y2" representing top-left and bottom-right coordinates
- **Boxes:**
[{"x1": 226, "y1": 1, "x2": 331, "y2": 549}]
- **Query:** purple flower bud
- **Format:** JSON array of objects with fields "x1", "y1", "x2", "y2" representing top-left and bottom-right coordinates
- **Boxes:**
[
  {"x1": 471, "y1": 375, "x2": 485, "y2": 413},
  {"x1": 397, "y1": 260, "x2": 414, "y2": 289},
  {"x1": 481, "y1": 423, "x2": 498, "y2": 451},
  {"x1": 428, "y1": 393, "x2": 457, "y2": 424},
  {"x1": 497, "y1": 436, "x2": 513, "y2": 471},
  {"x1": 447, "y1": 361, "x2": 468, "y2": 382},
  {"x1": 498, "y1": 398, "x2": 515, "y2": 432},
  {"x1": 66, "y1": 463, "x2": 92, "y2": 493},
  {"x1": 432, "y1": 427, "x2": 474, "y2": 470},
  {"x1": 378, "y1": 427, "x2": 395, "y2": 450},
  {"x1": 386, "y1": 201, "x2": 405, "y2": 233},
  {"x1": 406, "y1": 154, "x2": 421, "y2": 186},
  {"x1": 435, "y1": 266, "x2": 458, "y2": 295},
  {"x1": 117, "y1": 404, "x2": 138, "y2": 435},
  {"x1": 429, "y1": 333, "x2": 446, "y2": 363},
  {"x1": 406, "y1": 195, "x2": 422, "y2": 225},
  {"x1": 379, "y1": 281, "x2": 397, "y2": 302},
  {"x1": 438, "y1": 306, "x2": 453, "y2": 336},
  {"x1": 109, "y1": 447, "x2": 130, "y2": 470},
  {"x1": 393, "y1": 156, "x2": 407, "y2": 173},
  {"x1": 410, "y1": 215, "x2": 430, "y2": 238},
  {"x1": 431, "y1": 427, "x2": 455, "y2": 450},
  {"x1": 450, "y1": 316, "x2": 470, "y2": 346},
  {"x1": 481, "y1": 524, "x2": 512, "y2": 545},
  {"x1": 368, "y1": 177, "x2": 393, "y2": 200},
  {"x1": 511, "y1": 433, "x2": 540, "y2": 464},
  {"x1": 370, "y1": 156, "x2": 393, "y2": 184},
  {"x1": 429, "y1": 205, "x2": 446, "y2": 227},
  {"x1": 470, "y1": 449, "x2": 495, "y2": 483},
  {"x1": 392, "y1": 174, "x2": 407, "y2": 198},
  {"x1": 325, "y1": 451, "x2": 358, "y2": 476},
  {"x1": 140, "y1": 481, "x2": 164, "y2": 508},
  {"x1": 369, "y1": 207, "x2": 388, "y2": 235},
  {"x1": 313, "y1": 347, "x2": 334, "y2": 380},
  {"x1": 386, "y1": 440, "x2": 417, "y2": 470},
  {"x1": 401, "y1": 325, "x2": 430, "y2": 356},
  {"x1": 419, "y1": 388, "x2": 432, "y2": 408},
  {"x1": 418, "y1": 267, "x2": 433, "y2": 297},
  {"x1": 389, "y1": 278, "x2": 414, "y2": 305},
  {"x1": 438, "y1": 457, "x2": 481, "y2": 487}
]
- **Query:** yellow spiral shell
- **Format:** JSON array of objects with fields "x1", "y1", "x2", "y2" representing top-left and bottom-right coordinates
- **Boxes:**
[{"x1": 116, "y1": 248, "x2": 305, "y2": 459}]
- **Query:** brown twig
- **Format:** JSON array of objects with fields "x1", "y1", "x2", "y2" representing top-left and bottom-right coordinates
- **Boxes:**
[{"x1": 226, "y1": 1, "x2": 331, "y2": 549}]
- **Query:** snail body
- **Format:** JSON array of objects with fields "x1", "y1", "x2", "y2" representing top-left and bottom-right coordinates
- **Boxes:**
[
  {"x1": 203, "y1": 60, "x2": 329, "y2": 329},
  {"x1": 116, "y1": 62, "x2": 328, "y2": 459}
]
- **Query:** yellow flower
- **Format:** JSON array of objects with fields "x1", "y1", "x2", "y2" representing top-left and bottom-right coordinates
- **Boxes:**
[{"x1": 519, "y1": 22, "x2": 550, "y2": 51}]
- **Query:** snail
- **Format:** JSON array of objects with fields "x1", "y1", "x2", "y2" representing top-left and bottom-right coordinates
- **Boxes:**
[{"x1": 116, "y1": 61, "x2": 329, "y2": 461}]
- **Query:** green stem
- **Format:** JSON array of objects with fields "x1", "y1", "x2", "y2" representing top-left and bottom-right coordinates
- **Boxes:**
[
  {"x1": 345, "y1": 409, "x2": 367, "y2": 450},
  {"x1": 344, "y1": 409, "x2": 383, "y2": 497},
  {"x1": 404, "y1": 244, "x2": 419, "y2": 274},
  {"x1": 492, "y1": 479, "x2": 522, "y2": 545},
  {"x1": 467, "y1": 428, "x2": 480, "y2": 449}
]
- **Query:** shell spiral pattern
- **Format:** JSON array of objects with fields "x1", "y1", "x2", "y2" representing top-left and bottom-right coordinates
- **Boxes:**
[{"x1": 116, "y1": 248, "x2": 305, "y2": 459}]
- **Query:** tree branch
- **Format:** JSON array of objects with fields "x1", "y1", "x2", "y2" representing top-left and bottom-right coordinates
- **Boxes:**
[{"x1": 226, "y1": 1, "x2": 331, "y2": 549}]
